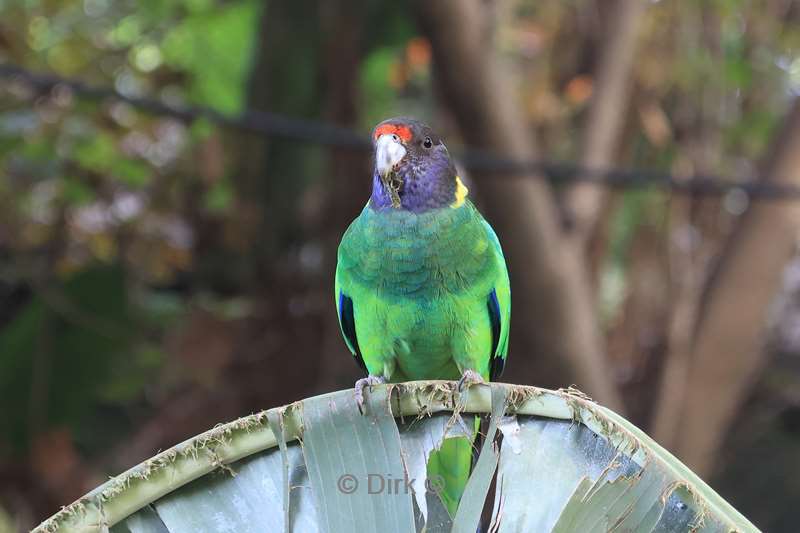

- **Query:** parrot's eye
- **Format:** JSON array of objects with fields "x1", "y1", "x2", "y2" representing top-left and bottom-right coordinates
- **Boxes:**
[{"x1": 422, "y1": 137, "x2": 433, "y2": 149}]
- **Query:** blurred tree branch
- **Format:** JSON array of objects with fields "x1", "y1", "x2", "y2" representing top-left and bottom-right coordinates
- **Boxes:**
[
  {"x1": 650, "y1": 8, "x2": 728, "y2": 446},
  {"x1": 650, "y1": 195, "x2": 714, "y2": 445},
  {"x1": 564, "y1": 0, "x2": 646, "y2": 247},
  {"x1": 414, "y1": 0, "x2": 624, "y2": 411},
  {"x1": 235, "y1": 1, "x2": 326, "y2": 277},
  {"x1": 665, "y1": 98, "x2": 800, "y2": 476}
]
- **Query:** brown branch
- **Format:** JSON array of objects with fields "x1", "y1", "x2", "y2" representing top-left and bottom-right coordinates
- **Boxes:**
[
  {"x1": 414, "y1": 0, "x2": 624, "y2": 411},
  {"x1": 649, "y1": 196, "x2": 713, "y2": 446},
  {"x1": 671, "y1": 99, "x2": 800, "y2": 476},
  {"x1": 564, "y1": 0, "x2": 646, "y2": 246}
]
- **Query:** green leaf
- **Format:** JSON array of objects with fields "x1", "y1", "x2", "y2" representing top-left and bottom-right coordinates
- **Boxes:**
[
  {"x1": 160, "y1": 0, "x2": 260, "y2": 113},
  {"x1": 301, "y1": 387, "x2": 416, "y2": 532},
  {"x1": 0, "y1": 265, "x2": 131, "y2": 452},
  {"x1": 74, "y1": 134, "x2": 117, "y2": 172},
  {"x1": 107, "y1": 15, "x2": 143, "y2": 48},
  {"x1": 112, "y1": 505, "x2": 167, "y2": 533},
  {"x1": 451, "y1": 386, "x2": 506, "y2": 532},
  {"x1": 360, "y1": 47, "x2": 402, "y2": 127},
  {"x1": 113, "y1": 158, "x2": 152, "y2": 188},
  {"x1": 189, "y1": 118, "x2": 215, "y2": 141},
  {"x1": 35, "y1": 383, "x2": 760, "y2": 533},
  {"x1": 203, "y1": 180, "x2": 234, "y2": 213},
  {"x1": 152, "y1": 446, "x2": 314, "y2": 533},
  {"x1": 61, "y1": 176, "x2": 96, "y2": 205}
]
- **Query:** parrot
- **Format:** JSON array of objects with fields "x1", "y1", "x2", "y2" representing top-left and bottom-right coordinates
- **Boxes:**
[{"x1": 334, "y1": 117, "x2": 510, "y2": 516}]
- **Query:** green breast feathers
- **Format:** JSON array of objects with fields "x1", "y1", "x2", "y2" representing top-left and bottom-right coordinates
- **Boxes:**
[{"x1": 335, "y1": 200, "x2": 510, "y2": 382}]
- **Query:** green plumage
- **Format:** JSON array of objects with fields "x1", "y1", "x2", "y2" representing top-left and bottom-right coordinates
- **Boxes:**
[
  {"x1": 335, "y1": 198, "x2": 510, "y2": 515},
  {"x1": 336, "y1": 199, "x2": 509, "y2": 380}
]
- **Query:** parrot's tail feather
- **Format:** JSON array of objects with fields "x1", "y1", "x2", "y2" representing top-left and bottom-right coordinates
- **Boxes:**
[
  {"x1": 426, "y1": 416, "x2": 483, "y2": 518},
  {"x1": 427, "y1": 436, "x2": 473, "y2": 517},
  {"x1": 471, "y1": 415, "x2": 486, "y2": 469}
]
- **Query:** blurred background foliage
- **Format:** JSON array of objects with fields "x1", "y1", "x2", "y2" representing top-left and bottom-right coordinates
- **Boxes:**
[{"x1": 1, "y1": 0, "x2": 800, "y2": 531}]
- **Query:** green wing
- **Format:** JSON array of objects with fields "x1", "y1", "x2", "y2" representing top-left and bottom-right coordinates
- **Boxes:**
[
  {"x1": 334, "y1": 222, "x2": 367, "y2": 373},
  {"x1": 483, "y1": 220, "x2": 511, "y2": 378}
]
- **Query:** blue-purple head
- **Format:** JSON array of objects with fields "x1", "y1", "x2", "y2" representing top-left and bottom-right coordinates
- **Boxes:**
[{"x1": 369, "y1": 117, "x2": 465, "y2": 212}]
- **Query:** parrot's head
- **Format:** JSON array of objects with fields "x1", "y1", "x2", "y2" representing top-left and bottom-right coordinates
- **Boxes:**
[{"x1": 369, "y1": 117, "x2": 466, "y2": 212}]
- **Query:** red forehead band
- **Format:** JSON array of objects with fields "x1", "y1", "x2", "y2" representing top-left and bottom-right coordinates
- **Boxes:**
[{"x1": 373, "y1": 124, "x2": 413, "y2": 142}]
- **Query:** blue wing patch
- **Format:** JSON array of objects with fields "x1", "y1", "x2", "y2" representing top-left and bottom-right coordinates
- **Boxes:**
[
  {"x1": 338, "y1": 291, "x2": 367, "y2": 372},
  {"x1": 488, "y1": 288, "x2": 505, "y2": 379}
]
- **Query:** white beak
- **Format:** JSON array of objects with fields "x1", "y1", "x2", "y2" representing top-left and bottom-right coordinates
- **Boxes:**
[{"x1": 375, "y1": 134, "x2": 407, "y2": 178}]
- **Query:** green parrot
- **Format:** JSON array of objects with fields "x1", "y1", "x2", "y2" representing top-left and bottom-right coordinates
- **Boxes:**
[{"x1": 334, "y1": 117, "x2": 510, "y2": 515}]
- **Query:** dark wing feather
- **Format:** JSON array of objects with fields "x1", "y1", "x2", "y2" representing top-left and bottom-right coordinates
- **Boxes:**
[
  {"x1": 488, "y1": 289, "x2": 505, "y2": 380},
  {"x1": 338, "y1": 291, "x2": 367, "y2": 373}
]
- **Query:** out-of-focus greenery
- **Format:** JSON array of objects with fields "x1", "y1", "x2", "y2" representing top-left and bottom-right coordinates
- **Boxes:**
[
  {"x1": 1, "y1": 0, "x2": 260, "y2": 268},
  {"x1": 0, "y1": 266, "x2": 132, "y2": 451},
  {"x1": 0, "y1": 0, "x2": 263, "y2": 463}
]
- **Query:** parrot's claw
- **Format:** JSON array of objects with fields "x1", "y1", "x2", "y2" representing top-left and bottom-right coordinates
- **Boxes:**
[
  {"x1": 457, "y1": 369, "x2": 485, "y2": 393},
  {"x1": 354, "y1": 375, "x2": 386, "y2": 414}
]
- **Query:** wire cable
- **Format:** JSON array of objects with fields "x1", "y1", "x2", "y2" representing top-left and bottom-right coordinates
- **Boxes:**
[{"x1": 2, "y1": 63, "x2": 798, "y2": 201}]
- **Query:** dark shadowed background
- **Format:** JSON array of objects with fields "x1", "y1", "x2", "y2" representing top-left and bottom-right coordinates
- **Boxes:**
[{"x1": 2, "y1": 0, "x2": 800, "y2": 530}]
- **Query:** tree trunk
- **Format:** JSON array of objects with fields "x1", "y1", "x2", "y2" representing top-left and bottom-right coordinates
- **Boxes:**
[
  {"x1": 564, "y1": 0, "x2": 646, "y2": 247},
  {"x1": 672, "y1": 99, "x2": 800, "y2": 476},
  {"x1": 237, "y1": 1, "x2": 325, "y2": 276}
]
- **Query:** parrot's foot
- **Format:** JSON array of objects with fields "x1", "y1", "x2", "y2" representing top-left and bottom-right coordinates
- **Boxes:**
[
  {"x1": 457, "y1": 369, "x2": 485, "y2": 393},
  {"x1": 354, "y1": 375, "x2": 386, "y2": 414}
]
